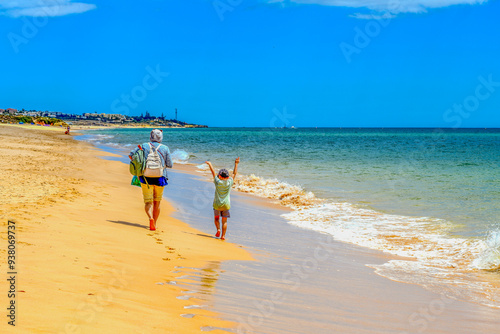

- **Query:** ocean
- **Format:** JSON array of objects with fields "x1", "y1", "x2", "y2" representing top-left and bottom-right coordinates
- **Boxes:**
[{"x1": 78, "y1": 127, "x2": 500, "y2": 308}]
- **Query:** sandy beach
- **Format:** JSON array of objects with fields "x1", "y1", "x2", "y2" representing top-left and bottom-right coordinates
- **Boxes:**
[
  {"x1": 2, "y1": 0, "x2": 498, "y2": 331},
  {"x1": 1, "y1": 124, "x2": 499, "y2": 334},
  {"x1": 0, "y1": 124, "x2": 251, "y2": 333}
]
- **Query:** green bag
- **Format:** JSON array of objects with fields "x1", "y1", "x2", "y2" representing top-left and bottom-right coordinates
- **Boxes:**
[
  {"x1": 129, "y1": 145, "x2": 146, "y2": 176},
  {"x1": 131, "y1": 175, "x2": 141, "y2": 187}
]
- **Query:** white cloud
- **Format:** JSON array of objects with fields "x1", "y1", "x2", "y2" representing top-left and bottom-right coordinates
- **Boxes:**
[
  {"x1": 268, "y1": 0, "x2": 488, "y2": 17},
  {"x1": 349, "y1": 12, "x2": 396, "y2": 20},
  {"x1": 0, "y1": 0, "x2": 96, "y2": 18}
]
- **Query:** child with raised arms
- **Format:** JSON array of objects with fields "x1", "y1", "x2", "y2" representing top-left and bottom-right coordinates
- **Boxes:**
[{"x1": 205, "y1": 157, "x2": 239, "y2": 240}]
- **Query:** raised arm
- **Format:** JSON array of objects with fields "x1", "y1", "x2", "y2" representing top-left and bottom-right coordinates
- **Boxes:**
[
  {"x1": 205, "y1": 161, "x2": 216, "y2": 178},
  {"x1": 233, "y1": 157, "x2": 240, "y2": 180}
]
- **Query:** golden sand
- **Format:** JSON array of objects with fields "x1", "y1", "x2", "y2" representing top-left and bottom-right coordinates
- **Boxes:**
[{"x1": 0, "y1": 124, "x2": 252, "y2": 333}]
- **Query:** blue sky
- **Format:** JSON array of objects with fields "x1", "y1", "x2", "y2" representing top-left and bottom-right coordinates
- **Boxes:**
[{"x1": 1, "y1": 0, "x2": 499, "y2": 127}]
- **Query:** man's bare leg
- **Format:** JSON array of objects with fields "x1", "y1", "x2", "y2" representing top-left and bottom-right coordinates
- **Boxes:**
[
  {"x1": 153, "y1": 200, "x2": 161, "y2": 224},
  {"x1": 145, "y1": 202, "x2": 153, "y2": 220},
  {"x1": 145, "y1": 202, "x2": 155, "y2": 230},
  {"x1": 214, "y1": 216, "x2": 221, "y2": 237},
  {"x1": 220, "y1": 217, "x2": 227, "y2": 240}
]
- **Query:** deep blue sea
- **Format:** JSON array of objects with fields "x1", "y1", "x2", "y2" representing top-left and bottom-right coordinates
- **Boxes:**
[{"x1": 78, "y1": 127, "x2": 500, "y2": 305}]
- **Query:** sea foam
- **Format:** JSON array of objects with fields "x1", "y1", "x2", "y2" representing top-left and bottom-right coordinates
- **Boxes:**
[
  {"x1": 472, "y1": 230, "x2": 500, "y2": 270},
  {"x1": 234, "y1": 174, "x2": 321, "y2": 207},
  {"x1": 170, "y1": 149, "x2": 191, "y2": 164},
  {"x1": 232, "y1": 172, "x2": 500, "y2": 308}
]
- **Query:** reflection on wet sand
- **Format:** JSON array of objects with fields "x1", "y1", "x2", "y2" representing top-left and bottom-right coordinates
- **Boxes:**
[
  {"x1": 170, "y1": 261, "x2": 222, "y2": 295},
  {"x1": 200, "y1": 261, "x2": 222, "y2": 295},
  {"x1": 164, "y1": 261, "x2": 234, "y2": 332}
]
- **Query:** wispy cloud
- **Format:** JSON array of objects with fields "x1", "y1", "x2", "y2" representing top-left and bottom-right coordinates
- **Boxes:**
[
  {"x1": 266, "y1": 0, "x2": 488, "y2": 18},
  {"x1": 349, "y1": 12, "x2": 396, "y2": 20},
  {"x1": 0, "y1": 0, "x2": 96, "y2": 18}
]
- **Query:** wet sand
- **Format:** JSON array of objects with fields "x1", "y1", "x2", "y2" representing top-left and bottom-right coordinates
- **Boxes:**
[
  {"x1": 165, "y1": 167, "x2": 500, "y2": 334},
  {"x1": 0, "y1": 124, "x2": 252, "y2": 333}
]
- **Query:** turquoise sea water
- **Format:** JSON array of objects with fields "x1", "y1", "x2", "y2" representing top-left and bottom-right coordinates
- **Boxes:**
[
  {"x1": 79, "y1": 127, "x2": 500, "y2": 304},
  {"x1": 80, "y1": 127, "x2": 499, "y2": 234}
]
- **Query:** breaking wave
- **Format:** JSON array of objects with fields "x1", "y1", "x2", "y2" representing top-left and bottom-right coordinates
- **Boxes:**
[
  {"x1": 171, "y1": 149, "x2": 191, "y2": 164},
  {"x1": 472, "y1": 230, "x2": 500, "y2": 271},
  {"x1": 233, "y1": 173, "x2": 500, "y2": 308},
  {"x1": 79, "y1": 134, "x2": 115, "y2": 145},
  {"x1": 234, "y1": 174, "x2": 321, "y2": 207}
]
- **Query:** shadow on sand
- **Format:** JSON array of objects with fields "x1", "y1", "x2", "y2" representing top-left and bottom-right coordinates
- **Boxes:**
[
  {"x1": 182, "y1": 231, "x2": 217, "y2": 239},
  {"x1": 107, "y1": 220, "x2": 149, "y2": 230}
]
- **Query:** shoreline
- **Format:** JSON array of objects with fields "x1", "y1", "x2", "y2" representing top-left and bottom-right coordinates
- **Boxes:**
[
  {"x1": 74, "y1": 126, "x2": 500, "y2": 312},
  {"x1": 163, "y1": 167, "x2": 500, "y2": 334},
  {"x1": 0, "y1": 123, "x2": 207, "y2": 131},
  {"x1": 0, "y1": 124, "x2": 252, "y2": 333},
  {"x1": 5, "y1": 124, "x2": 498, "y2": 333}
]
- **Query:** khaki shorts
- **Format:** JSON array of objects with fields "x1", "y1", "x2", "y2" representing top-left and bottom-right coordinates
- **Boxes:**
[{"x1": 141, "y1": 183, "x2": 164, "y2": 203}]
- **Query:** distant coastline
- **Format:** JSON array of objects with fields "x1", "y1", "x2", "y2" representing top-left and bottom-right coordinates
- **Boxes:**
[{"x1": 0, "y1": 108, "x2": 208, "y2": 128}]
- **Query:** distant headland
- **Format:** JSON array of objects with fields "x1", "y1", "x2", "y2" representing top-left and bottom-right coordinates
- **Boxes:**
[{"x1": 0, "y1": 108, "x2": 208, "y2": 128}]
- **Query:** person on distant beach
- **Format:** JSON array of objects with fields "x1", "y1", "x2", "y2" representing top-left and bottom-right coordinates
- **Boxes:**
[
  {"x1": 205, "y1": 158, "x2": 239, "y2": 240},
  {"x1": 129, "y1": 129, "x2": 173, "y2": 231},
  {"x1": 65, "y1": 125, "x2": 70, "y2": 135}
]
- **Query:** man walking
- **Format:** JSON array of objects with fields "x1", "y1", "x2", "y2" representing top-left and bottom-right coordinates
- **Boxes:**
[{"x1": 129, "y1": 129, "x2": 173, "y2": 230}]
